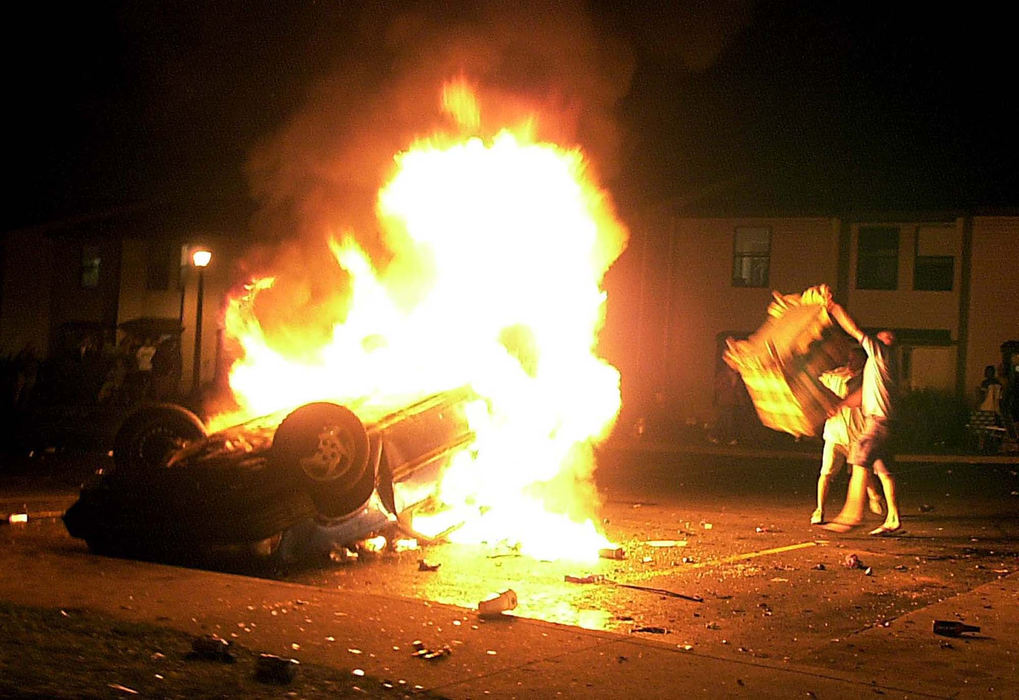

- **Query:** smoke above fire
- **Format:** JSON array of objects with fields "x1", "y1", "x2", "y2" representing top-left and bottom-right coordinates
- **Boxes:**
[{"x1": 241, "y1": 0, "x2": 633, "y2": 315}]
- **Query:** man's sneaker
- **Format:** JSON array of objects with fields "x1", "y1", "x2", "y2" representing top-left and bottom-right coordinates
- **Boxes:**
[{"x1": 810, "y1": 508, "x2": 824, "y2": 525}]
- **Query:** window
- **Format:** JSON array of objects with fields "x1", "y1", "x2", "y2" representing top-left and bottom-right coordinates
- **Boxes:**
[
  {"x1": 81, "y1": 245, "x2": 101, "y2": 288},
  {"x1": 732, "y1": 227, "x2": 770, "y2": 287},
  {"x1": 914, "y1": 226, "x2": 954, "y2": 291},
  {"x1": 856, "y1": 226, "x2": 899, "y2": 290}
]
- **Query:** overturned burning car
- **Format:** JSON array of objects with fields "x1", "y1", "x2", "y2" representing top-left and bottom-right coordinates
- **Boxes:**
[{"x1": 63, "y1": 387, "x2": 477, "y2": 565}]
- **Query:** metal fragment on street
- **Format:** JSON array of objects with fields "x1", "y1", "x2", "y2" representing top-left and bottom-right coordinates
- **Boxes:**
[{"x1": 478, "y1": 589, "x2": 518, "y2": 617}]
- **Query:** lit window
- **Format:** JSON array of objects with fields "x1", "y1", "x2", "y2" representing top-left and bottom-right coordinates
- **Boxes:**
[
  {"x1": 732, "y1": 227, "x2": 770, "y2": 287},
  {"x1": 856, "y1": 226, "x2": 899, "y2": 290},
  {"x1": 914, "y1": 226, "x2": 954, "y2": 291},
  {"x1": 81, "y1": 245, "x2": 101, "y2": 288}
]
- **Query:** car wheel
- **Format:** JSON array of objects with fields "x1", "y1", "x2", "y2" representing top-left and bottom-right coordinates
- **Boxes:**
[
  {"x1": 270, "y1": 402, "x2": 373, "y2": 518},
  {"x1": 113, "y1": 403, "x2": 207, "y2": 474}
]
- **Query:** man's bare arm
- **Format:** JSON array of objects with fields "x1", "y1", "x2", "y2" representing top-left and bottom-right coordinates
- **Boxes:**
[{"x1": 827, "y1": 302, "x2": 864, "y2": 342}]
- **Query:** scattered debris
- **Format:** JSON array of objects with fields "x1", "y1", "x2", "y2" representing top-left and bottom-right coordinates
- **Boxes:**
[
  {"x1": 188, "y1": 634, "x2": 234, "y2": 663},
  {"x1": 255, "y1": 653, "x2": 300, "y2": 684},
  {"x1": 919, "y1": 504, "x2": 935, "y2": 513},
  {"x1": 107, "y1": 683, "x2": 139, "y2": 695},
  {"x1": 361, "y1": 535, "x2": 388, "y2": 553},
  {"x1": 563, "y1": 573, "x2": 703, "y2": 601},
  {"x1": 565, "y1": 574, "x2": 605, "y2": 584},
  {"x1": 813, "y1": 563, "x2": 826, "y2": 570},
  {"x1": 411, "y1": 640, "x2": 452, "y2": 660},
  {"x1": 843, "y1": 554, "x2": 863, "y2": 570},
  {"x1": 599, "y1": 547, "x2": 626, "y2": 560},
  {"x1": 329, "y1": 546, "x2": 358, "y2": 564},
  {"x1": 610, "y1": 580, "x2": 703, "y2": 602},
  {"x1": 631, "y1": 626, "x2": 669, "y2": 634},
  {"x1": 478, "y1": 589, "x2": 518, "y2": 617},
  {"x1": 932, "y1": 620, "x2": 981, "y2": 637},
  {"x1": 417, "y1": 559, "x2": 441, "y2": 572},
  {"x1": 700, "y1": 521, "x2": 713, "y2": 530}
]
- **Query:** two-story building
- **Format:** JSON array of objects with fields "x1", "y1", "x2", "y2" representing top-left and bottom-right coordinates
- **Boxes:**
[{"x1": 603, "y1": 210, "x2": 1019, "y2": 432}]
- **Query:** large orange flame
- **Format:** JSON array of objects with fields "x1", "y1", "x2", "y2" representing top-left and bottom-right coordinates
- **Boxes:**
[{"x1": 218, "y1": 82, "x2": 628, "y2": 561}]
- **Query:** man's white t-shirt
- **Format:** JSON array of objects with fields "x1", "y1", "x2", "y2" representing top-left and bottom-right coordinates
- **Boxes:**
[{"x1": 860, "y1": 334, "x2": 897, "y2": 419}]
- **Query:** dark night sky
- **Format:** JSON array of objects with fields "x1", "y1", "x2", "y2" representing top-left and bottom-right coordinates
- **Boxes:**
[{"x1": 4, "y1": 1, "x2": 1017, "y2": 232}]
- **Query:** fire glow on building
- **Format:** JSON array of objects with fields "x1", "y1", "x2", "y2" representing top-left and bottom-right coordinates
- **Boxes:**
[{"x1": 213, "y1": 80, "x2": 628, "y2": 563}]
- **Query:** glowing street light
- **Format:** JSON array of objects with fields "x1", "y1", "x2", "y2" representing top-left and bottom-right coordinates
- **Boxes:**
[
  {"x1": 191, "y1": 247, "x2": 212, "y2": 395},
  {"x1": 191, "y1": 248, "x2": 212, "y2": 268}
]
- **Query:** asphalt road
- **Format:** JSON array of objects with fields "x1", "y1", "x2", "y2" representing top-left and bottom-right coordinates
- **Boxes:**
[
  {"x1": 3, "y1": 446, "x2": 1018, "y2": 675},
  {"x1": 276, "y1": 449, "x2": 1019, "y2": 663}
]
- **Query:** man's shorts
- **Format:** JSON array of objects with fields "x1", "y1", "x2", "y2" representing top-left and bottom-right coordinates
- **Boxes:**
[
  {"x1": 849, "y1": 417, "x2": 893, "y2": 473},
  {"x1": 819, "y1": 439, "x2": 850, "y2": 475}
]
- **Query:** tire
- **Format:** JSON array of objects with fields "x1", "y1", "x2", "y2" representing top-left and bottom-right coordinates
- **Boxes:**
[
  {"x1": 112, "y1": 403, "x2": 207, "y2": 473},
  {"x1": 270, "y1": 402, "x2": 374, "y2": 518}
]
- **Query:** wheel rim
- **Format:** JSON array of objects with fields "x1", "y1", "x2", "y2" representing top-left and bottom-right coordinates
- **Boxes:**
[{"x1": 298, "y1": 422, "x2": 364, "y2": 482}]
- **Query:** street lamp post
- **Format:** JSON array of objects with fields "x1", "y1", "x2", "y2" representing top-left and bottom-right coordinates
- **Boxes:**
[{"x1": 190, "y1": 248, "x2": 212, "y2": 395}]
